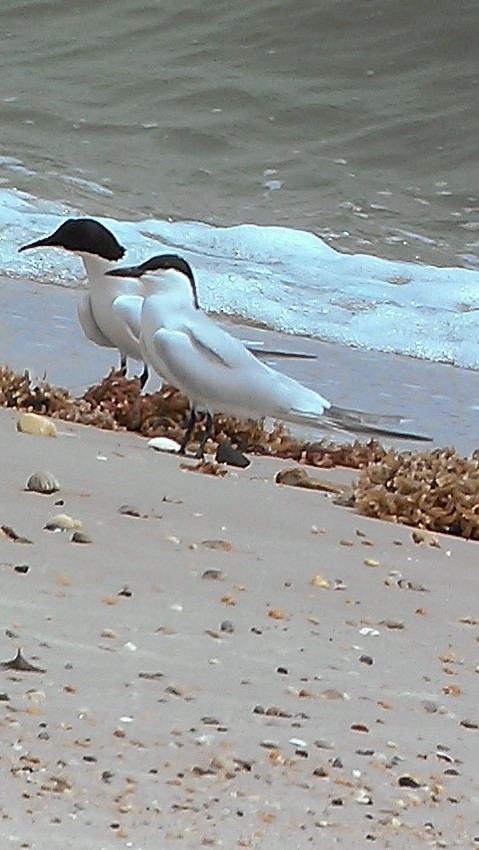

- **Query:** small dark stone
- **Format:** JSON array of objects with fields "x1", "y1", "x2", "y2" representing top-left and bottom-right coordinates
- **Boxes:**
[
  {"x1": 71, "y1": 531, "x2": 92, "y2": 544},
  {"x1": 359, "y1": 654, "x2": 374, "y2": 665},
  {"x1": 0, "y1": 692, "x2": 10, "y2": 701},
  {"x1": 220, "y1": 620, "x2": 235, "y2": 633},
  {"x1": 202, "y1": 569, "x2": 226, "y2": 581},
  {"x1": 276, "y1": 666, "x2": 288, "y2": 675},
  {"x1": 118, "y1": 504, "x2": 141, "y2": 518},
  {"x1": 216, "y1": 441, "x2": 250, "y2": 468},
  {"x1": 14, "y1": 564, "x2": 30, "y2": 574}
]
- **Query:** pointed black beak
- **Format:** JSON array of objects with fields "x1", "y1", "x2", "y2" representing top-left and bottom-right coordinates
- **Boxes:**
[
  {"x1": 18, "y1": 236, "x2": 56, "y2": 253},
  {"x1": 104, "y1": 264, "x2": 143, "y2": 278}
]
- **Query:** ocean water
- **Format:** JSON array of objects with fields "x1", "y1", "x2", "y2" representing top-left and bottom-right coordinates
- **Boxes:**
[{"x1": 0, "y1": 0, "x2": 478, "y2": 367}]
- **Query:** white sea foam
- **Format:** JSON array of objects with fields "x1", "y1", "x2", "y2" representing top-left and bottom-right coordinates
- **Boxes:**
[{"x1": 1, "y1": 188, "x2": 478, "y2": 369}]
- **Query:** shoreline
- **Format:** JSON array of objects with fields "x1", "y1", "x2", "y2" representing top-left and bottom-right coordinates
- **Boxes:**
[{"x1": 0, "y1": 276, "x2": 478, "y2": 455}]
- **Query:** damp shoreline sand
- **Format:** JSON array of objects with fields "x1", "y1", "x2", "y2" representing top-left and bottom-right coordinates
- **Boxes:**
[
  {"x1": 0, "y1": 398, "x2": 478, "y2": 847},
  {"x1": 1, "y1": 276, "x2": 479, "y2": 455}
]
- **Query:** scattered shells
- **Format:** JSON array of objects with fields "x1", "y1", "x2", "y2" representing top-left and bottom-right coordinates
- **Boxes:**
[
  {"x1": 71, "y1": 531, "x2": 92, "y2": 544},
  {"x1": 310, "y1": 574, "x2": 331, "y2": 589},
  {"x1": 398, "y1": 774, "x2": 423, "y2": 788},
  {"x1": 201, "y1": 539, "x2": 233, "y2": 553},
  {"x1": 275, "y1": 467, "x2": 345, "y2": 493},
  {"x1": 118, "y1": 504, "x2": 141, "y2": 518},
  {"x1": 268, "y1": 608, "x2": 286, "y2": 620},
  {"x1": 148, "y1": 436, "x2": 182, "y2": 454},
  {"x1": 44, "y1": 514, "x2": 82, "y2": 532},
  {"x1": 460, "y1": 718, "x2": 478, "y2": 730},
  {"x1": 412, "y1": 529, "x2": 440, "y2": 547},
  {"x1": 181, "y1": 460, "x2": 228, "y2": 476},
  {"x1": 25, "y1": 471, "x2": 60, "y2": 494},
  {"x1": 0, "y1": 649, "x2": 46, "y2": 673},
  {"x1": 1, "y1": 524, "x2": 33, "y2": 544},
  {"x1": 202, "y1": 569, "x2": 226, "y2": 581},
  {"x1": 17, "y1": 412, "x2": 57, "y2": 437}
]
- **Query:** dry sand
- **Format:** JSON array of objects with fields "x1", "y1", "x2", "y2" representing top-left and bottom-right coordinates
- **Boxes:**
[{"x1": 1, "y1": 406, "x2": 478, "y2": 849}]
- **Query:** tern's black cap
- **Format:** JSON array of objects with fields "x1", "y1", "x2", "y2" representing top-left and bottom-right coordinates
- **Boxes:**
[
  {"x1": 106, "y1": 253, "x2": 199, "y2": 308},
  {"x1": 19, "y1": 218, "x2": 126, "y2": 261}
]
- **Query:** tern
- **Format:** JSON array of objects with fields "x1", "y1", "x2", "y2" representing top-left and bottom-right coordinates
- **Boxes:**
[
  {"x1": 19, "y1": 219, "x2": 150, "y2": 386},
  {"x1": 105, "y1": 254, "x2": 432, "y2": 456},
  {"x1": 19, "y1": 219, "x2": 317, "y2": 387}
]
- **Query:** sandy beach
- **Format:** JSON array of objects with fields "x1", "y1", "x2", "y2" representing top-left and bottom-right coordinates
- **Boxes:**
[{"x1": 1, "y1": 398, "x2": 478, "y2": 849}]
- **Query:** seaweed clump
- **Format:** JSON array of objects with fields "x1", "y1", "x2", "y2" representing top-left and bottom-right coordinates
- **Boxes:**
[
  {"x1": 354, "y1": 447, "x2": 479, "y2": 540},
  {"x1": 0, "y1": 366, "x2": 385, "y2": 467}
]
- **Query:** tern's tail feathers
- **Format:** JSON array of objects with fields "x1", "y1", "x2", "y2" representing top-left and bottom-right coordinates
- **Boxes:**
[
  {"x1": 322, "y1": 405, "x2": 432, "y2": 442},
  {"x1": 327, "y1": 404, "x2": 410, "y2": 429},
  {"x1": 245, "y1": 341, "x2": 316, "y2": 361}
]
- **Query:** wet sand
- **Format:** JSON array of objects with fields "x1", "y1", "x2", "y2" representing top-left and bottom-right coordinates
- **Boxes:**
[
  {"x1": 1, "y1": 276, "x2": 478, "y2": 454},
  {"x1": 1, "y1": 403, "x2": 478, "y2": 848}
]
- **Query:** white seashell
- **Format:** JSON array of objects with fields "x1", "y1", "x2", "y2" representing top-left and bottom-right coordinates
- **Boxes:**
[
  {"x1": 44, "y1": 513, "x2": 82, "y2": 531},
  {"x1": 148, "y1": 437, "x2": 182, "y2": 454},
  {"x1": 17, "y1": 413, "x2": 57, "y2": 437},
  {"x1": 26, "y1": 471, "x2": 60, "y2": 494}
]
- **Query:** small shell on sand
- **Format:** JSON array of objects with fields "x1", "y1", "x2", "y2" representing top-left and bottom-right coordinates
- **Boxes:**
[
  {"x1": 71, "y1": 531, "x2": 92, "y2": 544},
  {"x1": 26, "y1": 471, "x2": 60, "y2": 494},
  {"x1": 44, "y1": 513, "x2": 82, "y2": 531},
  {"x1": 148, "y1": 437, "x2": 181, "y2": 454},
  {"x1": 16, "y1": 412, "x2": 58, "y2": 437}
]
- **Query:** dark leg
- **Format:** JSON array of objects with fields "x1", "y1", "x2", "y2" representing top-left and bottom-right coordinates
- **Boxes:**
[
  {"x1": 119, "y1": 355, "x2": 127, "y2": 376},
  {"x1": 178, "y1": 406, "x2": 197, "y2": 455},
  {"x1": 195, "y1": 412, "x2": 214, "y2": 459},
  {"x1": 139, "y1": 362, "x2": 149, "y2": 389}
]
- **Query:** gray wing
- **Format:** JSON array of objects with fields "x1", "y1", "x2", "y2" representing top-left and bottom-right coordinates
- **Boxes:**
[{"x1": 150, "y1": 315, "x2": 330, "y2": 419}]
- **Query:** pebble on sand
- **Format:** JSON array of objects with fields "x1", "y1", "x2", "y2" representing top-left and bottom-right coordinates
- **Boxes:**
[
  {"x1": 16, "y1": 412, "x2": 58, "y2": 437},
  {"x1": 26, "y1": 470, "x2": 61, "y2": 494}
]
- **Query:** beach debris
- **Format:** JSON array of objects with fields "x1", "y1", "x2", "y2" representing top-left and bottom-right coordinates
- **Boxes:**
[
  {"x1": 305, "y1": 439, "x2": 386, "y2": 469},
  {"x1": 118, "y1": 504, "x2": 141, "y2": 518},
  {"x1": 355, "y1": 447, "x2": 479, "y2": 540},
  {"x1": 148, "y1": 436, "x2": 182, "y2": 454},
  {"x1": 268, "y1": 608, "x2": 286, "y2": 620},
  {"x1": 275, "y1": 467, "x2": 345, "y2": 493},
  {"x1": 202, "y1": 569, "x2": 226, "y2": 581},
  {"x1": 201, "y1": 539, "x2": 233, "y2": 553},
  {"x1": 310, "y1": 574, "x2": 331, "y2": 589},
  {"x1": 398, "y1": 774, "x2": 424, "y2": 788},
  {"x1": 71, "y1": 531, "x2": 92, "y2": 544},
  {"x1": 216, "y1": 441, "x2": 250, "y2": 468},
  {"x1": 460, "y1": 718, "x2": 478, "y2": 729},
  {"x1": 0, "y1": 648, "x2": 46, "y2": 673},
  {"x1": 181, "y1": 460, "x2": 228, "y2": 476},
  {"x1": 25, "y1": 470, "x2": 60, "y2": 494},
  {"x1": 364, "y1": 558, "x2": 381, "y2": 568},
  {"x1": 3, "y1": 365, "x2": 479, "y2": 541},
  {"x1": 44, "y1": 513, "x2": 82, "y2": 532},
  {"x1": 1, "y1": 525, "x2": 33, "y2": 544},
  {"x1": 220, "y1": 620, "x2": 235, "y2": 633},
  {"x1": 333, "y1": 489, "x2": 356, "y2": 507},
  {"x1": 16, "y1": 412, "x2": 58, "y2": 437},
  {"x1": 411, "y1": 529, "x2": 441, "y2": 547}
]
